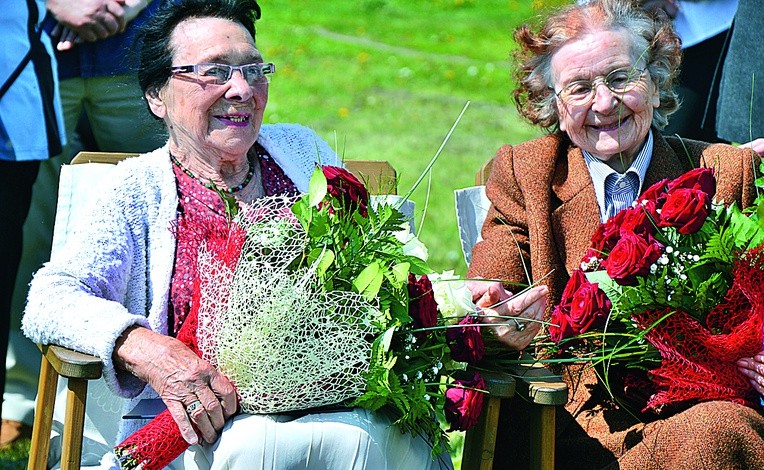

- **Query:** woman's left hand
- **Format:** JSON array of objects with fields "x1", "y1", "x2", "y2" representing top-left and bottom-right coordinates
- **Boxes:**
[
  {"x1": 739, "y1": 138, "x2": 764, "y2": 157},
  {"x1": 468, "y1": 281, "x2": 548, "y2": 350},
  {"x1": 737, "y1": 353, "x2": 764, "y2": 395}
]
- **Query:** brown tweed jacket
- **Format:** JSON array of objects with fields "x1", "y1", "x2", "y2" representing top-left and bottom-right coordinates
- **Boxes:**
[
  {"x1": 469, "y1": 130, "x2": 760, "y2": 323},
  {"x1": 468, "y1": 131, "x2": 764, "y2": 469}
]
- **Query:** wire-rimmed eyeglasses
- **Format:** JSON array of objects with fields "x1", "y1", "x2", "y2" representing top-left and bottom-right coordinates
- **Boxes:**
[
  {"x1": 554, "y1": 67, "x2": 647, "y2": 106},
  {"x1": 170, "y1": 62, "x2": 276, "y2": 87}
]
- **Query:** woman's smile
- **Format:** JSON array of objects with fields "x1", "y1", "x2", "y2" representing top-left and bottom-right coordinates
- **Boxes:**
[
  {"x1": 215, "y1": 113, "x2": 251, "y2": 127},
  {"x1": 590, "y1": 115, "x2": 630, "y2": 132}
]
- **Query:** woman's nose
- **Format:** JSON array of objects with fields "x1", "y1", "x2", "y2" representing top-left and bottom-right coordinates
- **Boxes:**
[
  {"x1": 590, "y1": 82, "x2": 618, "y2": 113},
  {"x1": 224, "y1": 69, "x2": 255, "y2": 101}
]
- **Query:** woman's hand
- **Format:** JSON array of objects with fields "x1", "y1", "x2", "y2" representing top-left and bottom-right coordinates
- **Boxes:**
[
  {"x1": 739, "y1": 138, "x2": 764, "y2": 157},
  {"x1": 467, "y1": 281, "x2": 548, "y2": 350},
  {"x1": 738, "y1": 353, "x2": 764, "y2": 395},
  {"x1": 114, "y1": 326, "x2": 237, "y2": 445}
]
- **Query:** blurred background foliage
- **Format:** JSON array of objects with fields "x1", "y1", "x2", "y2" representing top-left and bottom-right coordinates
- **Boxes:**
[{"x1": 258, "y1": 0, "x2": 568, "y2": 274}]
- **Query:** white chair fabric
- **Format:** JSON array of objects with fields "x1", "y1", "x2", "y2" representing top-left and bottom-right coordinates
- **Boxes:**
[{"x1": 454, "y1": 185, "x2": 490, "y2": 265}]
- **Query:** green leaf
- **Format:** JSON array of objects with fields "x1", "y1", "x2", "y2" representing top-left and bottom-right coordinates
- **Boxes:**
[
  {"x1": 313, "y1": 248, "x2": 335, "y2": 279},
  {"x1": 390, "y1": 262, "x2": 410, "y2": 286},
  {"x1": 585, "y1": 270, "x2": 620, "y2": 301},
  {"x1": 379, "y1": 325, "x2": 397, "y2": 352},
  {"x1": 353, "y1": 262, "x2": 384, "y2": 298},
  {"x1": 757, "y1": 201, "x2": 764, "y2": 228},
  {"x1": 727, "y1": 203, "x2": 764, "y2": 250},
  {"x1": 308, "y1": 166, "x2": 327, "y2": 207}
]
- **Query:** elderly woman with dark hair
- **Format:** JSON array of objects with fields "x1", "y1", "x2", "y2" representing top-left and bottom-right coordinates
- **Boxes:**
[
  {"x1": 468, "y1": 0, "x2": 764, "y2": 468},
  {"x1": 21, "y1": 0, "x2": 456, "y2": 468}
]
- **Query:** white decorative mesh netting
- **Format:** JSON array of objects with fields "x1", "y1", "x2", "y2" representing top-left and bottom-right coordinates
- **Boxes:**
[{"x1": 196, "y1": 196, "x2": 379, "y2": 413}]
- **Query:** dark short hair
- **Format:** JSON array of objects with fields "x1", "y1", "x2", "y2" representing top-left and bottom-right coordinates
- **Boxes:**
[
  {"x1": 512, "y1": 0, "x2": 681, "y2": 131},
  {"x1": 137, "y1": 0, "x2": 262, "y2": 118}
]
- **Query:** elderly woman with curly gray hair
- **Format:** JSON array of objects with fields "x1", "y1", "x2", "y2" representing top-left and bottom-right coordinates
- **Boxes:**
[{"x1": 467, "y1": 0, "x2": 764, "y2": 468}]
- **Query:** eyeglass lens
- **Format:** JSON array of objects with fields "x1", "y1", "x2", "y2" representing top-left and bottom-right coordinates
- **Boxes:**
[
  {"x1": 559, "y1": 68, "x2": 644, "y2": 105},
  {"x1": 197, "y1": 63, "x2": 272, "y2": 86}
]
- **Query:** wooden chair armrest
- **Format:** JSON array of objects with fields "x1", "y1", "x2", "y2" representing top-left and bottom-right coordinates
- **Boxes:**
[{"x1": 37, "y1": 344, "x2": 102, "y2": 380}]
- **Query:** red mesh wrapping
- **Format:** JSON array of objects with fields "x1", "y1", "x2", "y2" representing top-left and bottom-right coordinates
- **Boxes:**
[
  {"x1": 114, "y1": 216, "x2": 245, "y2": 470},
  {"x1": 632, "y1": 246, "x2": 764, "y2": 413}
]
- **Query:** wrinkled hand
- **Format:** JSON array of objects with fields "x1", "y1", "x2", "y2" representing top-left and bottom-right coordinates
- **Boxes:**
[
  {"x1": 467, "y1": 281, "x2": 548, "y2": 351},
  {"x1": 114, "y1": 326, "x2": 237, "y2": 445},
  {"x1": 46, "y1": 0, "x2": 127, "y2": 42},
  {"x1": 739, "y1": 138, "x2": 764, "y2": 157},
  {"x1": 737, "y1": 353, "x2": 764, "y2": 395},
  {"x1": 639, "y1": 0, "x2": 679, "y2": 19}
]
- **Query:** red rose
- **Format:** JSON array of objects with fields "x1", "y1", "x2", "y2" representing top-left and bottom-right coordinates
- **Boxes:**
[
  {"x1": 666, "y1": 167, "x2": 716, "y2": 198},
  {"x1": 407, "y1": 274, "x2": 438, "y2": 338},
  {"x1": 446, "y1": 314, "x2": 485, "y2": 364},
  {"x1": 603, "y1": 231, "x2": 663, "y2": 285},
  {"x1": 620, "y1": 205, "x2": 656, "y2": 238},
  {"x1": 549, "y1": 270, "x2": 610, "y2": 342},
  {"x1": 657, "y1": 187, "x2": 710, "y2": 235},
  {"x1": 589, "y1": 210, "x2": 625, "y2": 254},
  {"x1": 569, "y1": 281, "x2": 610, "y2": 334},
  {"x1": 549, "y1": 306, "x2": 577, "y2": 342},
  {"x1": 638, "y1": 178, "x2": 669, "y2": 205},
  {"x1": 321, "y1": 165, "x2": 370, "y2": 217},
  {"x1": 444, "y1": 372, "x2": 486, "y2": 431}
]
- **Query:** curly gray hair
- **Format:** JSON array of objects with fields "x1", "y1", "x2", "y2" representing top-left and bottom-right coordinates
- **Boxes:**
[{"x1": 513, "y1": 0, "x2": 681, "y2": 130}]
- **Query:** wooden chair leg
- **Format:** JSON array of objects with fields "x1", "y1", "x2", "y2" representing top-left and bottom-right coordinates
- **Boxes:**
[
  {"x1": 28, "y1": 355, "x2": 58, "y2": 470},
  {"x1": 462, "y1": 372, "x2": 516, "y2": 470},
  {"x1": 463, "y1": 395, "x2": 503, "y2": 470},
  {"x1": 60, "y1": 378, "x2": 89, "y2": 470},
  {"x1": 528, "y1": 405, "x2": 556, "y2": 470}
]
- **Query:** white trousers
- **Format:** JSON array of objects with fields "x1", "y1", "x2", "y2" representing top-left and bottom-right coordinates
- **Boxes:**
[{"x1": 175, "y1": 408, "x2": 453, "y2": 470}]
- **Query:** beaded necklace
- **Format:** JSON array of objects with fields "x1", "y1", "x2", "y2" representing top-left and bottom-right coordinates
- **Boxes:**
[{"x1": 170, "y1": 152, "x2": 255, "y2": 194}]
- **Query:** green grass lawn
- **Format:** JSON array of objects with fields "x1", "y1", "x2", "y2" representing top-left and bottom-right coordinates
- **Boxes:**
[
  {"x1": 258, "y1": 0, "x2": 568, "y2": 274},
  {"x1": 1, "y1": 1, "x2": 570, "y2": 467}
]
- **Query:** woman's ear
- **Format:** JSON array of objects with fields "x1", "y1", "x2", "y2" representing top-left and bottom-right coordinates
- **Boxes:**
[{"x1": 146, "y1": 86, "x2": 167, "y2": 119}]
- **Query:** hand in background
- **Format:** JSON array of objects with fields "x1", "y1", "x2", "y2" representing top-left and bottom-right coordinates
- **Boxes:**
[
  {"x1": 739, "y1": 138, "x2": 764, "y2": 157},
  {"x1": 468, "y1": 281, "x2": 548, "y2": 351},
  {"x1": 46, "y1": 0, "x2": 126, "y2": 43},
  {"x1": 114, "y1": 326, "x2": 238, "y2": 445},
  {"x1": 50, "y1": 0, "x2": 151, "y2": 51},
  {"x1": 737, "y1": 353, "x2": 764, "y2": 396}
]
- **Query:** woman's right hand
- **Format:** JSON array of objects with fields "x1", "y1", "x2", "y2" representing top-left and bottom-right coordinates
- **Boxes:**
[{"x1": 114, "y1": 326, "x2": 237, "y2": 445}]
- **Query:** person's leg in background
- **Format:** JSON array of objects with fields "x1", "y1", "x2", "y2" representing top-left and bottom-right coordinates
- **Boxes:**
[
  {"x1": 2, "y1": 77, "x2": 84, "y2": 443},
  {"x1": 0, "y1": 158, "x2": 40, "y2": 447},
  {"x1": 663, "y1": 30, "x2": 730, "y2": 142},
  {"x1": 83, "y1": 74, "x2": 167, "y2": 151}
]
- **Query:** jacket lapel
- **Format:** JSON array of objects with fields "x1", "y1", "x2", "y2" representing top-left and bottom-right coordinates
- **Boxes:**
[
  {"x1": 550, "y1": 145, "x2": 601, "y2": 275},
  {"x1": 642, "y1": 132, "x2": 694, "y2": 189}
]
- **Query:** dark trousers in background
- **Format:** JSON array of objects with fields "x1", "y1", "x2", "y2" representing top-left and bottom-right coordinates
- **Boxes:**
[
  {"x1": 0, "y1": 160, "x2": 40, "y2": 421},
  {"x1": 663, "y1": 30, "x2": 730, "y2": 143}
]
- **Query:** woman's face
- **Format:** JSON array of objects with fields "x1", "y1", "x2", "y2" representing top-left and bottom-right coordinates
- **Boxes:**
[
  {"x1": 147, "y1": 17, "x2": 267, "y2": 161},
  {"x1": 551, "y1": 29, "x2": 659, "y2": 171}
]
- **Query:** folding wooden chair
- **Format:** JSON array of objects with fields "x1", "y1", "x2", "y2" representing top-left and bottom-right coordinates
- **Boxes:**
[{"x1": 27, "y1": 151, "x2": 400, "y2": 470}]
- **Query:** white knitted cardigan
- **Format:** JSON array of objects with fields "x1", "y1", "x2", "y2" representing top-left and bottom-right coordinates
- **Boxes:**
[{"x1": 22, "y1": 123, "x2": 341, "y2": 441}]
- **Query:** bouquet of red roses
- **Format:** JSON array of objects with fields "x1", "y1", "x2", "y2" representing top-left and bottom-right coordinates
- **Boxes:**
[
  {"x1": 114, "y1": 165, "x2": 488, "y2": 469},
  {"x1": 548, "y1": 167, "x2": 764, "y2": 414}
]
